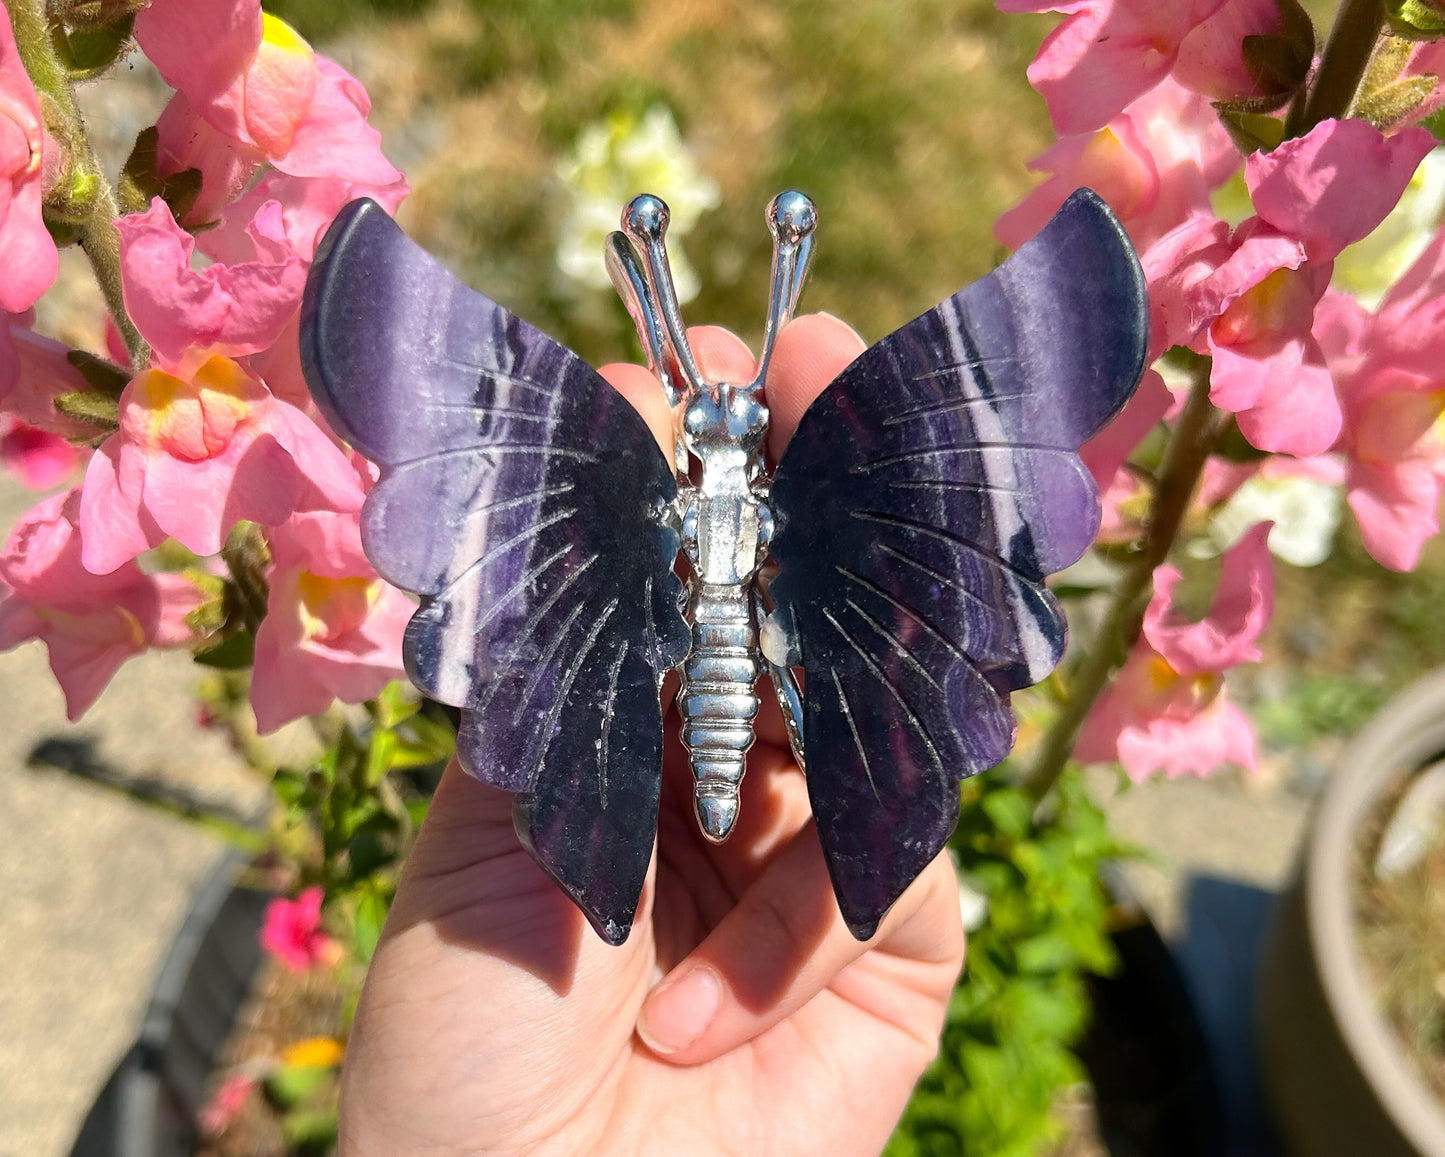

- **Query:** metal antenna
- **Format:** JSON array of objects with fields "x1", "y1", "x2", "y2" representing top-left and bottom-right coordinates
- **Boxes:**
[
  {"x1": 621, "y1": 194, "x2": 706, "y2": 396},
  {"x1": 750, "y1": 191, "x2": 817, "y2": 393},
  {"x1": 605, "y1": 231, "x2": 682, "y2": 407}
]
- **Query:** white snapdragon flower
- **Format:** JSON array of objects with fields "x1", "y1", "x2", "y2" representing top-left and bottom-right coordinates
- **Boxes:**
[
  {"x1": 556, "y1": 107, "x2": 721, "y2": 302},
  {"x1": 1206, "y1": 471, "x2": 1342, "y2": 567}
]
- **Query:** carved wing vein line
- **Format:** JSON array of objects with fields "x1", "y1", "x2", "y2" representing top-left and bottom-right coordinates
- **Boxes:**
[
  {"x1": 880, "y1": 390, "x2": 1030, "y2": 427},
  {"x1": 835, "y1": 564, "x2": 989, "y2": 684},
  {"x1": 392, "y1": 444, "x2": 598, "y2": 468},
  {"x1": 850, "y1": 443, "x2": 1071, "y2": 476},
  {"x1": 464, "y1": 482, "x2": 577, "y2": 521},
  {"x1": 469, "y1": 542, "x2": 572, "y2": 636},
  {"x1": 438, "y1": 359, "x2": 572, "y2": 402},
  {"x1": 851, "y1": 508, "x2": 1043, "y2": 587},
  {"x1": 841, "y1": 596, "x2": 945, "y2": 693},
  {"x1": 830, "y1": 667, "x2": 880, "y2": 804},
  {"x1": 426, "y1": 401, "x2": 559, "y2": 424},
  {"x1": 909, "y1": 355, "x2": 1018, "y2": 382},
  {"x1": 492, "y1": 552, "x2": 599, "y2": 648},
  {"x1": 439, "y1": 506, "x2": 578, "y2": 599},
  {"x1": 525, "y1": 599, "x2": 619, "y2": 794},
  {"x1": 512, "y1": 600, "x2": 588, "y2": 724},
  {"x1": 597, "y1": 641, "x2": 628, "y2": 810},
  {"x1": 884, "y1": 478, "x2": 1022, "y2": 496},
  {"x1": 821, "y1": 607, "x2": 944, "y2": 776}
]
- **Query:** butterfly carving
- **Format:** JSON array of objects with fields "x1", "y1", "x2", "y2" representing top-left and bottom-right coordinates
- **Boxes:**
[{"x1": 298, "y1": 188, "x2": 1147, "y2": 945}]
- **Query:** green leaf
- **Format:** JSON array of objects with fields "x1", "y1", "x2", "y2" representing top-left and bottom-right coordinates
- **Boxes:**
[
  {"x1": 272, "y1": 768, "x2": 309, "y2": 806},
  {"x1": 1355, "y1": 74, "x2": 1440, "y2": 131},
  {"x1": 1387, "y1": 0, "x2": 1445, "y2": 39},
  {"x1": 981, "y1": 787, "x2": 1032, "y2": 840},
  {"x1": 119, "y1": 126, "x2": 203, "y2": 220},
  {"x1": 372, "y1": 681, "x2": 420, "y2": 728},
  {"x1": 65, "y1": 350, "x2": 130, "y2": 398},
  {"x1": 353, "y1": 886, "x2": 390, "y2": 962},
  {"x1": 364, "y1": 727, "x2": 397, "y2": 786},
  {"x1": 59, "y1": 13, "x2": 135, "y2": 78},
  {"x1": 1215, "y1": 107, "x2": 1286, "y2": 155},
  {"x1": 281, "y1": 1106, "x2": 339, "y2": 1147},
  {"x1": 193, "y1": 630, "x2": 255, "y2": 669},
  {"x1": 53, "y1": 390, "x2": 119, "y2": 429}
]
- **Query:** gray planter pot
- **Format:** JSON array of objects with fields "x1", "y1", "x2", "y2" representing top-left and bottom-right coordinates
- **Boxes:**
[
  {"x1": 68, "y1": 853, "x2": 272, "y2": 1157},
  {"x1": 1256, "y1": 667, "x2": 1445, "y2": 1157}
]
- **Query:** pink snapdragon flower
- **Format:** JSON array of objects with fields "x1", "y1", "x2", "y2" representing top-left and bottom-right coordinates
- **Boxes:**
[
  {"x1": 250, "y1": 510, "x2": 411, "y2": 733},
  {"x1": 1317, "y1": 283, "x2": 1445, "y2": 573},
  {"x1": 259, "y1": 887, "x2": 338, "y2": 970},
  {"x1": 998, "y1": 0, "x2": 1227, "y2": 135},
  {"x1": 0, "y1": 13, "x2": 58, "y2": 312},
  {"x1": 0, "y1": 490, "x2": 204, "y2": 717},
  {"x1": 1077, "y1": 522, "x2": 1272, "y2": 780},
  {"x1": 996, "y1": 78, "x2": 1238, "y2": 252},
  {"x1": 1170, "y1": 0, "x2": 1287, "y2": 102},
  {"x1": 0, "y1": 313, "x2": 110, "y2": 438},
  {"x1": 136, "y1": 0, "x2": 404, "y2": 224},
  {"x1": 78, "y1": 355, "x2": 365, "y2": 574},
  {"x1": 117, "y1": 198, "x2": 306, "y2": 370}
]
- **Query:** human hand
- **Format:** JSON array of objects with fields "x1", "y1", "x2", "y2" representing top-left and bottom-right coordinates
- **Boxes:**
[{"x1": 337, "y1": 314, "x2": 966, "y2": 1157}]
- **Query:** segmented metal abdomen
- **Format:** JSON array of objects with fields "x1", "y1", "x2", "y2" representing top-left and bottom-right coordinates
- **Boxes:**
[{"x1": 680, "y1": 582, "x2": 759, "y2": 842}]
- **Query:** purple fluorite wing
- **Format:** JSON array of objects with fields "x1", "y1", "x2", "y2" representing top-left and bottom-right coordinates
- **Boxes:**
[
  {"x1": 768, "y1": 190, "x2": 1147, "y2": 939},
  {"x1": 300, "y1": 199, "x2": 689, "y2": 944}
]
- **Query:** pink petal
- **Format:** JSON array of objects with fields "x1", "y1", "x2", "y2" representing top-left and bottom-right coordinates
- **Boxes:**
[
  {"x1": 117, "y1": 199, "x2": 306, "y2": 369},
  {"x1": 1023, "y1": 0, "x2": 1226, "y2": 135},
  {"x1": 1146, "y1": 521, "x2": 1274, "y2": 674},
  {"x1": 1116, "y1": 696, "x2": 1256, "y2": 781},
  {"x1": 1172, "y1": 0, "x2": 1283, "y2": 101},
  {"x1": 0, "y1": 18, "x2": 59, "y2": 313},
  {"x1": 134, "y1": 0, "x2": 260, "y2": 141},
  {"x1": 1209, "y1": 334, "x2": 1342, "y2": 455},
  {"x1": 1347, "y1": 459, "x2": 1443, "y2": 572},
  {"x1": 45, "y1": 635, "x2": 138, "y2": 720},
  {"x1": 0, "y1": 421, "x2": 81, "y2": 488},
  {"x1": 141, "y1": 432, "x2": 298, "y2": 554},
  {"x1": 1080, "y1": 367, "x2": 1172, "y2": 484},
  {"x1": 1246, "y1": 120, "x2": 1436, "y2": 260},
  {"x1": 270, "y1": 58, "x2": 403, "y2": 186},
  {"x1": 78, "y1": 443, "x2": 155, "y2": 575},
  {"x1": 264, "y1": 399, "x2": 367, "y2": 515}
]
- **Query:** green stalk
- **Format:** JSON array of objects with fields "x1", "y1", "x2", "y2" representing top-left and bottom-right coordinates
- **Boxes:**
[
  {"x1": 7, "y1": 0, "x2": 148, "y2": 368},
  {"x1": 1022, "y1": 363, "x2": 1225, "y2": 804},
  {"x1": 1288, "y1": 0, "x2": 1388, "y2": 136}
]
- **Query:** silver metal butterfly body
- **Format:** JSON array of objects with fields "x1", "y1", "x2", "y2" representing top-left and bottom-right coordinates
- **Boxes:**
[
  {"x1": 299, "y1": 187, "x2": 1148, "y2": 944},
  {"x1": 608, "y1": 192, "x2": 817, "y2": 845}
]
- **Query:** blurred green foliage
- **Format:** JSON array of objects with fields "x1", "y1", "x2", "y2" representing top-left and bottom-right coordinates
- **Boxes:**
[{"x1": 887, "y1": 769, "x2": 1123, "y2": 1157}]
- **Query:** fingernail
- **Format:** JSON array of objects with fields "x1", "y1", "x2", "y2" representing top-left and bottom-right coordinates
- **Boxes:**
[{"x1": 637, "y1": 966, "x2": 721, "y2": 1055}]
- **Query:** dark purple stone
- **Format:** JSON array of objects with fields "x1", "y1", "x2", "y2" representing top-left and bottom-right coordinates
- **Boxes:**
[
  {"x1": 300, "y1": 199, "x2": 689, "y2": 944},
  {"x1": 768, "y1": 189, "x2": 1147, "y2": 938}
]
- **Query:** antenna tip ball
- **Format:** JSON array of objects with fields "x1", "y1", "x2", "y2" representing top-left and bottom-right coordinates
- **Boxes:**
[
  {"x1": 768, "y1": 191, "x2": 817, "y2": 243},
  {"x1": 624, "y1": 194, "x2": 670, "y2": 240}
]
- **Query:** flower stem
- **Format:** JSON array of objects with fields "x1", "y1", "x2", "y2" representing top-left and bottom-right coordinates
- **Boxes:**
[
  {"x1": 1287, "y1": 0, "x2": 1387, "y2": 136},
  {"x1": 1022, "y1": 361, "x2": 1224, "y2": 805},
  {"x1": 8, "y1": 0, "x2": 148, "y2": 368}
]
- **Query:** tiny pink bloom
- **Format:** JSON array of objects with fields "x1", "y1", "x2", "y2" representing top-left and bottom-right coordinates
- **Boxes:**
[
  {"x1": 1171, "y1": 0, "x2": 1284, "y2": 102},
  {"x1": 250, "y1": 509, "x2": 411, "y2": 733},
  {"x1": 997, "y1": 79, "x2": 1237, "y2": 253},
  {"x1": 1000, "y1": 0, "x2": 1227, "y2": 135},
  {"x1": 259, "y1": 886, "x2": 336, "y2": 971},
  {"x1": 78, "y1": 355, "x2": 365, "y2": 574},
  {"x1": 0, "y1": 13, "x2": 59, "y2": 312},
  {"x1": 1145, "y1": 521, "x2": 1273, "y2": 673},
  {"x1": 0, "y1": 417, "x2": 81, "y2": 488},
  {"x1": 0, "y1": 490, "x2": 205, "y2": 717},
  {"x1": 198, "y1": 1073, "x2": 257, "y2": 1136},
  {"x1": 117, "y1": 198, "x2": 306, "y2": 371},
  {"x1": 1246, "y1": 120, "x2": 1436, "y2": 262}
]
